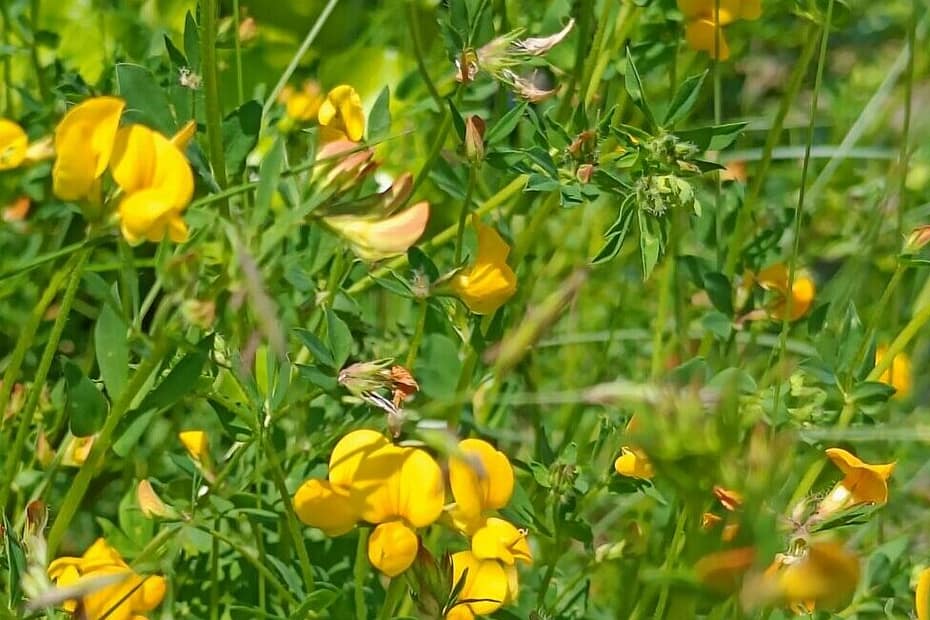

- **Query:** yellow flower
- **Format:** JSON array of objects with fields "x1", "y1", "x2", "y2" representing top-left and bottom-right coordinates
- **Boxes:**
[
  {"x1": 280, "y1": 80, "x2": 324, "y2": 123},
  {"x1": 61, "y1": 434, "x2": 96, "y2": 467},
  {"x1": 324, "y1": 199, "x2": 430, "y2": 262},
  {"x1": 48, "y1": 538, "x2": 166, "y2": 620},
  {"x1": 110, "y1": 123, "x2": 195, "y2": 245},
  {"x1": 754, "y1": 263, "x2": 815, "y2": 321},
  {"x1": 318, "y1": 85, "x2": 365, "y2": 142},
  {"x1": 816, "y1": 448, "x2": 895, "y2": 517},
  {"x1": 52, "y1": 96, "x2": 125, "y2": 202},
  {"x1": 294, "y1": 429, "x2": 445, "y2": 576},
  {"x1": 178, "y1": 430, "x2": 208, "y2": 462},
  {"x1": 678, "y1": 0, "x2": 760, "y2": 61},
  {"x1": 446, "y1": 551, "x2": 518, "y2": 620},
  {"x1": 449, "y1": 438, "x2": 515, "y2": 533},
  {"x1": 917, "y1": 567, "x2": 930, "y2": 620},
  {"x1": 762, "y1": 541, "x2": 860, "y2": 612},
  {"x1": 614, "y1": 447, "x2": 654, "y2": 480},
  {"x1": 0, "y1": 119, "x2": 28, "y2": 170},
  {"x1": 876, "y1": 344, "x2": 912, "y2": 399},
  {"x1": 452, "y1": 216, "x2": 517, "y2": 315},
  {"x1": 470, "y1": 517, "x2": 532, "y2": 566}
]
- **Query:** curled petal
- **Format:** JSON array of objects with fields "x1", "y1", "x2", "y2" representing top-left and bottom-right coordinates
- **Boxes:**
[
  {"x1": 817, "y1": 448, "x2": 895, "y2": 515},
  {"x1": 471, "y1": 517, "x2": 532, "y2": 565},
  {"x1": 368, "y1": 521, "x2": 419, "y2": 577},
  {"x1": 0, "y1": 119, "x2": 28, "y2": 170},
  {"x1": 294, "y1": 479, "x2": 359, "y2": 536},
  {"x1": 53, "y1": 96, "x2": 125, "y2": 201},
  {"x1": 325, "y1": 201, "x2": 430, "y2": 262},
  {"x1": 514, "y1": 19, "x2": 575, "y2": 56}
]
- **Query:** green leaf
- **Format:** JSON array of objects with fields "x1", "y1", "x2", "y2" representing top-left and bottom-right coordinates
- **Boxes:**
[
  {"x1": 663, "y1": 70, "x2": 707, "y2": 127},
  {"x1": 94, "y1": 294, "x2": 129, "y2": 399},
  {"x1": 164, "y1": 34, "x2": 188, "y2": 67},
  {"x1": 638, "y1": 211, "x2": 661, "y2": 280},
  {"x1": 367, "y1": 86, "x2": 391, "y2": 142},
  {"x1": 254, "y1": 137, "x2": 285, "y2": 226},
  {"x1": 676, "y1": 122, "x2": 747, "y2": 151},
  {"x1": 64, "y1": 359, "x2": 108, "y2": 437},
  {"x1": 184, "y1": 10, "x2": 200, "y2": 70},
  {"x1": 139, "y1": 338, "x2": 211, "y2": 411},
  {"x1": 116, "y1": 63, "x2": 176, "y2": 134},
  {"x1": 326, "y1": 310, "x2": 353, "y2": 369},
  {"x1": 702, "y1": 272, "x2": 733, "y2": 316},
  {"x1": 223, "y1": 100, "x2": 262, "y2": 178},
  {"x1": 295, "y1": 328, "x2": 335, "y2": 369},
  {"x1": 112, "y1": 409, "x2": 157, "y2": 457},
  {"x1": 624, "y1": 47, "x2": 656, "y2": 129},
  {"x1": 592, "y1": 200, "x2": 635, "y2": 264},
  {"x1": 3, "y1": 514, "x2": 26, "y2": 608},
  {"x1": 485, "y1": 102, "x2": 528, "y2": 145}
]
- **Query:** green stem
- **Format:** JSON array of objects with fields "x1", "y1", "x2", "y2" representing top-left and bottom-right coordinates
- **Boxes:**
[
  {"x1": 654, "y1": 510, "x2": 689, "y2": 618},
  {"x1": 201, "y1": 0, "x2": 229, "y2": 206},
  {"x1": 771, "y1": 0, "x2": 835, "y2": 416},
  {"x1": 354, "y1": 528, "x2": 370, "y2": 620},
  {"x1": 206, "y1": 527, "x2": 300, "y2": 606},
  {"x1": 376, "y1": 577, "x2": 407, "y2": 620},
  {"x1": 0, "y1": 249, "x2": 89, "y2": 510},
  {"x1": 210, "y1": 521, "x2": 220, "y2": 620},
  {"x1": 454, "y1": 166, "x2": 479, "y2": 264},
  {"x1": 347, "y1": 174, "x2": 527, "y2": 295},
  {"x1": 650, "y1": 253, "x2": 675, "y2": 378},
  {"x1": 47, "y1": 337, "x2": 170, "y2": 555},
  {"x1": 262, "y1": 0, "x2": 340, "y2": 119},
  {"x1": 405, "y1": 298, "x2": 429, "y2": 368},
  {"x1": 406, "y1": 1, "x2": 443, "y2": 110},
  {"x1": 232, "y1": 0, "x2": 245, "y2": 105},
  {"x1": 261, "y1": 434, "x2": 315, "y2": 594},
  {"x1": 0, "y1": 253, "x2": 77, "y2": 433},
  {"x1": 848, "y1": 263, "x2": 906, "y2": 381},
  {"x1": 412, "y1": 110, "x2": 452, "y2": 195}
]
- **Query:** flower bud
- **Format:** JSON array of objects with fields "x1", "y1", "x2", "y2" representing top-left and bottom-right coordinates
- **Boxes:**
[
  {"x1": 464, "y1": 115, "x2": 486, "y2": 163},
  {"x1": 905, "y1": 224, "x2": 930, "y2": 253},
  {"x1": 137, "y1": 480, "x2": 175, "y2": 519}
]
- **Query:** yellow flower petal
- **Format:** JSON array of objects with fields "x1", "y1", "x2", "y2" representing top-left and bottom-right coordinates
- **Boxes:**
[
  {"x1": 917, "y1": 567, "x2": 930, "y2": 620},
  {"x1": 111, "y1": 124, "x2": 194, "y2": 208},
  {"x1": 448, "y1": 551, "x2": 511, "y2": 617},
  {"x1": 318, "y1": 85, "x2": 365, "y2": 142},
  {"x1": 118, "y1": 189, "x2": 189, "y2": 246},
  {"x1": 614, "y1": 447, "x2": 654, "y2": 480},
  {"x1": 450, "y1": 439, "x2": 515, "y2": 530},
  {"x1": 52, "y1": 96, "x2": 125, "y2": 201},
  {"x1": 471, "y1": 517, "x2": 532, "y2": 565},
  {"x1": 755, "y1": 263, "x2": 815, "y2": 321},
  {"x1": 328, "y1": 429, "x2": 391, "y2": 488},
  {"x1": 684, "y1": 18, "x2": 731, "y2": 61},
  {"x1": 294, "y1": 479, "x2": 359, "y2": 536},
  {"x1": 0, "y1": 119, "x2": 28, "y2": 170},
  {"x1": 818, "y1": 448, "x2": 895, "y2": 515},
  {"x1": 324, "y1": 201, "x2": 430, "y2": 262},
  {"x1": 770, "y1": 542, "x2": 860, "y2": 611},
  {"x1": 368, "y1": 521, "x2": 419, "y2": 577},
  {"x1": 876, "y1": 344, "x2": 912, "y2": 399},
  {"x1": 394, "y1": 446, "x2": 445, "y2": 527},
  {"x1": 452, "y1": 217, "x2": 517, "y2": 315},
  {"x1": 178, "y1": 430, "x2": 208, "y2": 461}
]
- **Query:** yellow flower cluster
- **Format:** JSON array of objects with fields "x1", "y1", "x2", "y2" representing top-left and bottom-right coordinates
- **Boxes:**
[
  {"x1": 677, "y1": 0, "x2": 761, "y2": 60},
  {"x1": 48, "y1": 538, "x2": 166, "y2": 620},
  {"x1": 293, "y1": 431, "x2": 531, "y2": 618}
]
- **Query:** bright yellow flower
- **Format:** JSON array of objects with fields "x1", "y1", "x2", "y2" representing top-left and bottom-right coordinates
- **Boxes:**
[
  {"x1": 0, "y1": 119, "x2": 28, "y2": 170},
  {"x1": 614, "y1": 446, "x2": 654, "y2": 480},
  {"x1": 452, "y1": 216, "x2": 517, "y2": 315},
  {"x1": 294, "y1": 429, "x2": 445, "y2": 576},
  {"x1": 763, "y1": 541, "x2": 860, "y2": 612},
  {"x1": 678, "y1": 0, "x2": 760, "y2": 61},
  {"x1": 876, "y1": 344, "x2": 912, "y2": 399},
  {"x1": 110, "y1": 123, "x2": 195, "y2": 245},
  {"x1": 178, "y1": 430, "x2": 208, "y2": 462},
  {"x1": 449, "y1": 438, "x2": 515, "y2": 533},
  {"x1": 318, "y1": 85, "x2": 365, "y2": 142},
  {"x1": 52, "y1": 96, "x2": 125, "y2": 202},
  {"x1": 280, "y1": 80, "x2": 324, "y2": 123},
  {"x1": 917, "y1": 567, "x2": 930, "y2": 620},
  {"x1": 816, "y1": 448, "x2": 895, "y2": 516},
  {"x1": 48, "y1": 538, "x2": 166, "y2": 620},
  {"x1": 446, "y1": 551, "x2": 518, "y2": 620},
  {"x1": 471, "y1": 517, "x2": 532, "y2": 565},
  {"x1": 755, "y1": 263, "x2": 815, "y2": 321}
]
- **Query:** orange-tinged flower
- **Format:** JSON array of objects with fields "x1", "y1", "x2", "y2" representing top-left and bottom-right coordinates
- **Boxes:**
[
  {"x1": 816, "y1": 448, "x2": 895, "y2": 516},
  {"x1": 695, "y1": 546, "x2": 755, "y2": 593},
  {"x1": 0, "y1": 119, "x2": 28, "y2": 170},
  {"x1": 614, "y1": 447, "x2": 654, "y2": 480},
  {"x1": 324, "y1": 200, "x2": 430, "y2": 262},
  {"x1": 677, "y1": 0, "x2": 760, "y2": 61},
  {"x1": 754, "y1": 263, "x2": 815, "y2": 321},
  {"x1": 876, "y1": 344, "x2": 912, "y2": 399},
  {"x1": 137, "y1": 480, "x2": 172, "y2": 519},
  {"x1": 178, "y1": 430, "x2": 208, "y2": 462},
  {"x1": 451, "y1": 216, "x2": 517, "y2": 315},
  {"x1": 48, "y1": 538, "x2": 166, "y2": 620},
  {"x1": 471, "y1": 517, "x2": 532, "y2": 566},
  {"x1": 917, "y1": 567, "x2": 930, "y2": 620},
  {"x1": 449, "y1": 439, "x2": 515, "y2": 533},
  {"x1": 713, "y1": 486, "x2": 743, "y2": 512},
  {"x1": 446, "y1": 551, "x2": 517, "y2": 619},
  {"x1": 110, "y1": 123, "x2": 195, "y2": 245},
  {"x1": 318, "y1": 85, "x2": 365, "y2": 142},
  {"x1": 52, "y1": 96, "x2": 125, "y2": 202},
  {"x1": 761, "y1": 541, "x2": 860, "y2": 611}
]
